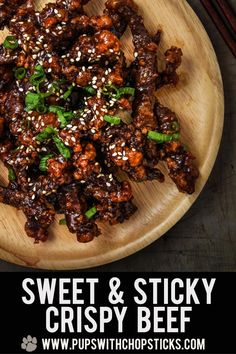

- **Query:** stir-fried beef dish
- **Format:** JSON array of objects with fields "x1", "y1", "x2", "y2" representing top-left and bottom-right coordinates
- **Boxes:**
[{"x1": 0, "y1": 0, "x2": 199, "y2": 243}]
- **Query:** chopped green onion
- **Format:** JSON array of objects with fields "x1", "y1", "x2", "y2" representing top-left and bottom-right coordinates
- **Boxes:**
[
  {"x1": 63, "y1": 85, "x2": 74, "y2": 100},
  {"x1": 25, "y1": 92, "x2": 46, "y2": 113},
  {"x1": 49, "y1": 106, "x2": 67, "y2": 127},
  {"x1": 49, "y1": 105, "x2": 65, "y2": 114},
  {"x1": 103, "y1": 115, "x2": 121, "y2": 125},
  {"x1": 64, "y1": 111, "x2": 75, "y2": 120},
  {"x1": 103, "y1": 84, "x2": 119, "y2": 97},
  {"x1": 147, "y1": 131, "x2": 180, "y2": 143},
  {"x1": 84, "y1": 86, "x2": 96, "y2": 95},
  {"x1": 85, "y1": 207, "x2": 97, "y2": 219},
  {"x1": 14, "y1": 67, "x2": 27, "y2": 80},
  {"x1": 36, "y1": 126, "x2": 57, "y2": 142},
  {"x1": 39, "y1": 154, "x2": 54, "y2": 172},
  {"x1": 102, "y1": 85, "x2": 135, "y2": 99},
  {"x1": 59, "y1": 218, "x2": 67, "y2": 225},
  {"x1": 30, "y1": 65, "x2": 46, "y2": 86},
  {"x1": 53, "y1": 135, "x2": 71, "y2": 159},
  {"x1": 116, "y1": 87, "x2": 135, "y2": 99},
  {"x1": 37, "y1": 104, "x2": 48, "y2": 113},
  {"x1": 8, "y1": 167, "x2": 16, "y2": 181},
  {"x1": 57, "y1": 111, "x2": 68, "y2": 128},
  {"x1": 3, "y1": 36, "x2": 19, "y2": 49},
  {"x1": 49, "y1": 106, "x2": 74, "y2": 128},
  {"x1": 40, "y1": 90, "x2": 53, "y2": 98}
]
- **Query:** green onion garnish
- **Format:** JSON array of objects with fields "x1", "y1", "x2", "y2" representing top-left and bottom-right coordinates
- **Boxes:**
[
  {"x1": 85, "y1": 207, "x2": 97, "y2": 219},
  {"x1": 25, "y1": 92, "x2": 46, "y2": 113},
  {"x1": 3, "y1": 36, "x2": 19, "y2": 49},
  {"x1": 103, "y1": 115, "x2": 121, "y2": 125},
  {"x1": 36, "y1": 126, "x2": 57, "y2": 142},
  {"x1": 14, "y1": 67, "x2": 27, "y2": 80},
  {"x1": 84, "y1": 86, "x2": 96, "y2": 95},
  {"x1": 49, "y1": 105, "x2": 65, "y2": 114},
  {"x1": 64, "y1": 111, "x2": 75, "y2": 120},
  {"x1": 8, "y1": 167, "x2": 16, "y2": 181},
  {"x1": 57, "y1": 111, "x2": 68, "y2": 128},
  {"x1": 49, "y1": 106, "x2": 66, "y2": 127},
  {"x1": 39, "y1": 154, "x2": 54, "y2": 172},
  {"x1": 49, "y1": 106, "x2": 74, "y2": 128},
  {"x1": 37, "y1": 104, "x2": 48, "y2": 113},
  {"x1": 116, "y1": 87, "x2": 135, "y2": 99},
  {"x1": 53, "y1": 135, "x2": 71, "y2": 159},
  {"x1": 63, "y1": 85, "x2": 74, "y2": 100},
  {"x1": 102, "y1": 85, "x2": 135, "y2": 99},
  {"x1": 59, "y1": 218, "x2": 67, "y2": 225},
  {"x1": 147, "y1": 131, "x2": 180, "y2": 143},
  {"x1": 30, "y1": 65, "x2": 46, "y2": 86},
  {"x1": 103, "y1": 84, "x2": 119, "y2": 97}
]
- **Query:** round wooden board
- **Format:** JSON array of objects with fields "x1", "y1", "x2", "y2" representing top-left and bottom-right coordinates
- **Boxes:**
[{"x1": 0, "y1": 0, "x2": 224, "y2": 269}]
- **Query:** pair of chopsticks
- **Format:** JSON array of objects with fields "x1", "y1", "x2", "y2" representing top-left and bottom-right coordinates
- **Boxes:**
[{"x1": 200, "y1": 0, "x2": 236, "y2": 58}]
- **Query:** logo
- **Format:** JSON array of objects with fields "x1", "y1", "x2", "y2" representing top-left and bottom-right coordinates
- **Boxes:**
[{"x1": 21, "y1": 335, "x2": 37, "y2": 352}]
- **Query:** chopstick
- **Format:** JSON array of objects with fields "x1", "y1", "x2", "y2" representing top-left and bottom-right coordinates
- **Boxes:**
[{"x1": 200, "y1": 0, "x2": 236, "y2": 58}]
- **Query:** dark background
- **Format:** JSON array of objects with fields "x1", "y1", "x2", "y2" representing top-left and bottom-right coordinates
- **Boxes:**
[{"x1": 0, "y1": 0, "x2": 235, "y2": 272}]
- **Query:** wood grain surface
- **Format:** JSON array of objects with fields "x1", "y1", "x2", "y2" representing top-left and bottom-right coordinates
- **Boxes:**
[{"x1": 0, "y1": 0, "x2": 224, "y2": 270}]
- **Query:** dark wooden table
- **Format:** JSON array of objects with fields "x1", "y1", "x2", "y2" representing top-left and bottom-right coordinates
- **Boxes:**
[{"x1": 0, "y1": 0, "x2": 235, "y2": 272}]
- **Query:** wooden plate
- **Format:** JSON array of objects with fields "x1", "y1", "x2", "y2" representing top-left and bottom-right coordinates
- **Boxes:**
[{"x1": 0, "y1": 0, "x2": 224, "y2": 269}]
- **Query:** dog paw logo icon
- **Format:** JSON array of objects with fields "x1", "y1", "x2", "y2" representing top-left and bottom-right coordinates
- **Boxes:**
[{"x1": 21, "y1": 335, "x2": 37, "y2": 352}]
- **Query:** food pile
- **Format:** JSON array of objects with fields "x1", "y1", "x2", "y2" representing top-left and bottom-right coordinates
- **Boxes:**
[{"x1": 0, "y1": 0, "x2": 199, "y2": 243}]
